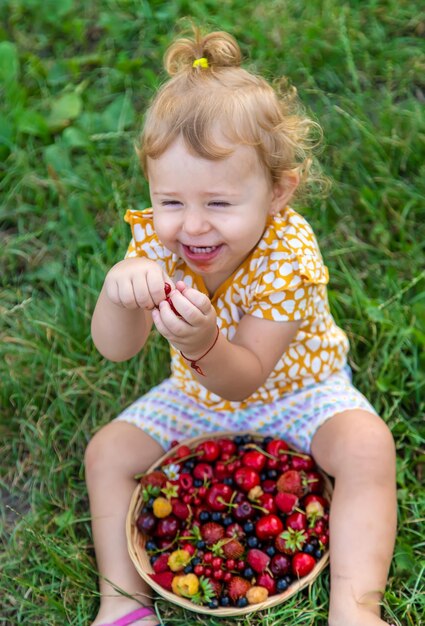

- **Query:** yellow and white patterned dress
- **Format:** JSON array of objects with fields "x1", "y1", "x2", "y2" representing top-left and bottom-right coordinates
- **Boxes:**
[{"x1": 124, "y1": 206, "x2": 350, "y2": 411}]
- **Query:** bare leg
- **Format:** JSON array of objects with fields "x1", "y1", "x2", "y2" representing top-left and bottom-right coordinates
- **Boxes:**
[
  {"x1": 311, "y1": 410, "x2": 397, "y2": 626},
  {"x1": 85, "y1": 421, "x2": 165, "y2": 625}
]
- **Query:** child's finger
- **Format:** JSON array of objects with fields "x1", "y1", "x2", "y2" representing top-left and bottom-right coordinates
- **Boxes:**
[{"x1": 179, "y1": 286, "x2": 212, "y2": 315}]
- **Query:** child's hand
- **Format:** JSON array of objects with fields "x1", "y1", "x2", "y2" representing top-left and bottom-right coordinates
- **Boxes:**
[
  {"x1": 151, "y1": 280, "x2": 217, "y2": 357},
  {"x1": 103, "y1": 257, "x2": 174, "y2": 310}
]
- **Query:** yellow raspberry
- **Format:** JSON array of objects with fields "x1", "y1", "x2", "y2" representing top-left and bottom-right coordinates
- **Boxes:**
[
  {"x1": 246, "y1": 585, "x2": 269, "y2": 604},
  {"x1": 167, "y1": 549, "x2": 192, "y2": 572},
  {"x1": 248, "y1": 485, "x2": 264, "y2": 501},
  {"x1": 152, "y1": 496, "x2": 172, "y2": 518},
  {"x1": 172, "y1": 573, "x2": 199, "y2": 597}
]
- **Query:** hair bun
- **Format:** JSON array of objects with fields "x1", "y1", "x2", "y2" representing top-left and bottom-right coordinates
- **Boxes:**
[{"x1": 164, "y1": 28, "x2": 242, "y2": 76}]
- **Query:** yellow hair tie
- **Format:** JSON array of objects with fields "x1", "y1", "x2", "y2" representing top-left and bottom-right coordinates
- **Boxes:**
[{"x1": 192, "y1": 57, "x2": 209, "y2": 69}]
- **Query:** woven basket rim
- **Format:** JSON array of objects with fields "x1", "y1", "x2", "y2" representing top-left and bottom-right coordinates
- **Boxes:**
[{"x1": 126, "y1": 430, "x2": 332, "y2": 616}]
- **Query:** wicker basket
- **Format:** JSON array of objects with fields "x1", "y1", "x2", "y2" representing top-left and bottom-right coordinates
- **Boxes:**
[{"x1": 126, "y1": 431, "x2": 332, "y2": 616}]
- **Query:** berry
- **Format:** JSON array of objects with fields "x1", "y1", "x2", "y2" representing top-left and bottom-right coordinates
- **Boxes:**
[
  {"x1": 201, "y1": 522, "x2": 225, "y2": 545},
  {"x1": 149, "y1": 571, "x2": 174, "y2": 591},
  {"x1": 276, "y1": 470, "x2": 305, "y2": 497},
  {"x1": 255, "y1": 514, "x2": 284, "y2": 540},
  {"x1": 172, "y1": 573, "x2": 200, "y2": 597},
  {"x1": 196, "y1": 440, "x2": 220, "y2": 462},
  {"x1": 136, "y1": 511, "x2": 156, "y2": 535},
  {"x1": 205, "y1": 483, "x2": 233, "y2": 511},
  {"x1": 155, "y1": 516, "x2": 180, "y2": 539},
  {"x1": 234, "y1": 467, "x2": 260, "y2": 492},
  {"x1": 152, "y1": 553, "x2": 170, "y2": 573},
  {"x1": 242, "y1": 450, "x2": 267, "y2": 472},
  {"x1": 292, "y1": 553, "x2": 316, "y2": 578},
  {"x1": 152, "y1": 497, "x2": 172, "y2": 518},
  {"x1": 275, "y1": 492, "x2": 299, "y2": 515},
  {"x1": 236, "y1": 597, "x2": 248, "y2": 607},
  {"x1": 222, "y1": 538, "x2": 244, "y2": 559},
  {"x1": 270, "y1": 553, "x2": 291, "y2": 576},
  {"x1": 276, "y1": 578, "x2": 288, "y2": 592},
  {"x1": 228, "y1": 576, "x2": 251, "y2": 602},
  {"x1": 256, "y1": 572, "x2": 276, "y2": 594},
  {"x1": 246, "y1": 585, "x2": 269, "y2": 604},
  {"x1": 246, "y1": 548, "x2": 270, "y2": 573},
  {"x1": 168, "y1": 549, "x2": 192, "y2": 572}
]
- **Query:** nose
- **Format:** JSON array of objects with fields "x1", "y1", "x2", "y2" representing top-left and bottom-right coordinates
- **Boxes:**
[{"x1": 182, "y1": 206, "x2": 211, "y2": 236}]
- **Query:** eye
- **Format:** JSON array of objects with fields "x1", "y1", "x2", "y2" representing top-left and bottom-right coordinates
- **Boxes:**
[
  {"x1": 161, "y1": 200, "x2": 181, "y2": 207},
  {"x1": 209, "y1": 201, "x2": 230, "y2": 207}
]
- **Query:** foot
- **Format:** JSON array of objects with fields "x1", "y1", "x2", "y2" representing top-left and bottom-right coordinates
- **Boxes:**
[
  {"x1": 91, "y1": 598, "x2": 159, "y2": 626},
  {"x1": 329, "y1": 608, "x2": 395, "y2": 626}
]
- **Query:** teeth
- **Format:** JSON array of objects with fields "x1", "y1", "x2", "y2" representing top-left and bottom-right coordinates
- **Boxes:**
[{"x1": 188, "y1": 245, "x2": 218, "y2": 254}]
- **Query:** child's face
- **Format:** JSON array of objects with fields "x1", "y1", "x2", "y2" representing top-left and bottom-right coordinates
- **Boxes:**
[{"x1": 148, "y1": 137, "x2": 286, "y2": 293}]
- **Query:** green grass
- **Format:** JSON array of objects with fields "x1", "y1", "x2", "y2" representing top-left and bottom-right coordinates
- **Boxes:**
[{"x1": 1, "y1": 1, "x2": 424, "y2": 624}]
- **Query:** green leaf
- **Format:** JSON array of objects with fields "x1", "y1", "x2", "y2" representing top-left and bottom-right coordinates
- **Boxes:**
[
  {"x1": 101, "y1": 94, "x2": 135, "y2": 132},
  {"x1": 0, "y1": 41, "x2": 19, "y2": 84},
  {"x1": 62, "y1": 126, "x2": 89, "y2": 148},
  {"x1": 16, "y1": 109, "x2": 49, "y2": 137},
  {"x1": 44, "y1": 143, "x2": 72, "y2": 174},
  {"x1": 48, "y1": 92, "x2": 83, "y2": 131}
]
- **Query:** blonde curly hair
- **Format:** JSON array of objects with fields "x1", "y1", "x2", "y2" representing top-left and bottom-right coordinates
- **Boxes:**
[{"x1": 138, "y1": 26, "x2": 326, "y2": 197}]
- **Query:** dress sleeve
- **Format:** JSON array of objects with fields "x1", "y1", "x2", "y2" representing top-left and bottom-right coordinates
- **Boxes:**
[
  {"x1": 246, "y1": 211, "x2": 329, "y2": 322},
  {"x1": 123, "y1": 209, "x2": 169, "y2": 265}
]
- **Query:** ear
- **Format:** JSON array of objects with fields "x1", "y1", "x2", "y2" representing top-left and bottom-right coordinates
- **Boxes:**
[{"x1": 269, "y1": 169, "x2": 300, "y2": 215}]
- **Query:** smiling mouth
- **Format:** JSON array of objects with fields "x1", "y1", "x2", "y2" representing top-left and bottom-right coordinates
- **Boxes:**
[{"x1": 182, "y1": 244, "x2": 223, "y2": 263}]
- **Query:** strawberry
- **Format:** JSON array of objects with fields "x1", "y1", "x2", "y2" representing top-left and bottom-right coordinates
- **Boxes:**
[
  {"x1": 201, "y1": 522, "x2": 225, "y2": 545},
  {"x1": 222, "y1": 538, "x2": 244, "y2": 559},
  {"x1": 149, "y1": 571, "x2": 174, "y2": 591},
  {"x1": 275, "y1": 492, "x2": 299, "y2": 514},
  {"x1": 275, "y1": 528, "x2": 307, "y2": 555},
  {"x1": 292, "y1": 553, "x2": 316, "y2": 578},
  {"x1": 152, "y1": 552, "x2": 171, "y2": 573},
  {"x1": 276, "y1": 470, "x2": 305, "y2": 496},
  {"x1": 246, "y1": 548, "x2": 270, "y2": 573},
  {"x1": 208, "y1": 577, "x2": 222, "y2": 597},
  {"x1": 227, "y1": 576, "x2": 251, "y2": 602}
]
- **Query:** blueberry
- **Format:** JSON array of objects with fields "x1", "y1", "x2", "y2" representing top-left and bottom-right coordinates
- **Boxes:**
[
  {"x1": 284, "y1": 574, "x2": 293, "y2": 584},
  {"x1": 267, "y1": 469, "x2": 278, "y2": 479},
  {"x1": 192, "y1": 557, "x2": 201, "y2": 566},
  {"x1": 262, "y1": 436, "x2": 273, "y2": 446},
  {"x1": 223, "y1": 477, "x2": 234, "y2": 486},
  {"x1": 247, "y1": 536, "x2": 258, "y2": 548},
  {"x1": 211, "y1": 511, "x2": 222, "y2": 522},
  {"x1": 242, "y1": 434, "x2": 252, "y2": 444},
  {"x1": 236, "y1": 597, "x2": 248, "y2": 607},
  {"x1": 304, "y1": 543, "x2": 315, "y2": 554},
  {"x1": 208, "y1": 598, "x2": 219, "y2": 609},
  {"x1": 183, "y1": 565, "x2": 193, "y2": 573},
  {"x1": 220, "y1": 596, "x2": 230, "y2": 607},
  {"x1": 276, "y1": 578, "x2": 288, "y2": 592},
  {"x1": 193, "y1": 478, "x2": 203, "y2": 487},
  {"x1": 145, "y1": 540, "x2": 157, "y2": 551},
  {"x1": 309, "y1": 537, "x2": 319, "y2": 547},
  {"x1": 315, "y1": 549, "x2": 323, "y2": 559},
  {"x1": 196, "y1": 540, "x2": 206, "y2": 549},
  {"x1": 260, "y1": 472, "x2": 267, "y2": 481},
  {"x1": 147, "y1": 497, "x2": 155, "y2": 509},
  {"x1": 243, "y1": 521, "x2": 254, "y2": 534},
  {"x1": 243, "y1": 567, "x2": 254, "y2": 578},
  {"x1": 234, "y1": 435, "x2": 243, "y2": 446},
  {"x1": 223, "y1": 516, "x2": 233, "y2": 526},
  {"x1": 266, "y1": 545, "x2": 276, "y2": 557},
  {"x1": 150, "y1": 555, "x2": 158, "y2": 565},
  {"x1": 199, "y1": 511, "x2": 210, "y2": 522}
]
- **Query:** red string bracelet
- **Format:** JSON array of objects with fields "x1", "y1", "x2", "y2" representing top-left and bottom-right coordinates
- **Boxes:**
[{"x1": 180, "y1": 325, "x2": 220, "y2": 376}]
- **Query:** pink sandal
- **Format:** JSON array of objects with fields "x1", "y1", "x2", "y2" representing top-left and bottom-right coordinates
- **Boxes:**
[{"x1": 99, "y1": 606, "x2": 162, "y2": 626}]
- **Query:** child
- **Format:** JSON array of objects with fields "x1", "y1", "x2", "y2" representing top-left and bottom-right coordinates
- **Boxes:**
[{"x1": 86, "y1": 27, "x2": 397, "y2": 626}]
